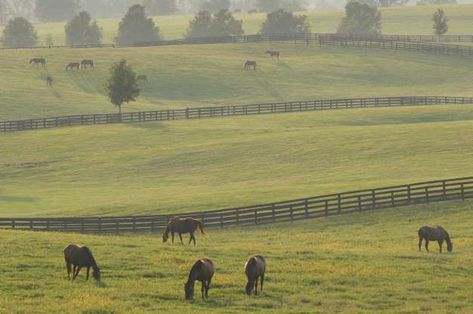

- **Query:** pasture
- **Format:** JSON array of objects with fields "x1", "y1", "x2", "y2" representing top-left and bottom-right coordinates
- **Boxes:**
[{"x1": 1, "y1": 201, "x2": 473, "y2": 313}]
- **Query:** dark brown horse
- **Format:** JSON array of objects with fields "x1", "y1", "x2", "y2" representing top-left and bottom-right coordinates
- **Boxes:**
[
  {"x1": 418, "y1": 226, "x2": 453, "y2": 253},
  {"x1": 185, "y1": 258, "x2": 215, "y2": 300},
  {"x1": 265, "y1": 50, "x2": 280, "y2": 59},
  {"x1": 245, "y1": 255, "x2": 266, "y2": 296},
  {"x1": 46, "y1": 75, "x2": 53, "y2": 86},
  {"x1": 163, "y1": 217, "x2": 206, "y2": 246},
  {"x1": 66, "y1": 62, "x2": 80, "y2": 71},
  {"x1": 30, "y1": 57, "x2": 46, "y2": 67},
  {"x1": 244, "y1": 60, "x2": 256, "y2": 70},
  {"x1": 64, "y1": 244, "x2": 101, "y2": 281},
  {"x1": 81, "y1": 59, "x2": 94, "y2": 69}
]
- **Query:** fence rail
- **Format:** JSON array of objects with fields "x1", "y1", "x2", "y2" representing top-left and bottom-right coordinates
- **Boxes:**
[
  {"x1": 1, "y1": 176, "x2": 472, "y2": 234},
  {"x1": 2, "y1": 96, "x2": 472, "y2": 133}
]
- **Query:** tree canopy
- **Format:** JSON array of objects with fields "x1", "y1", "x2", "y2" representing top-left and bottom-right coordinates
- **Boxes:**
[
  {"x1": 65, "y1": 11, "x2": 102, "y2": 45},
  {"x1": 2, "y1": 17, "x2": 38, "y2": 48},
  {"x1": 116, "y1": 4, "x2": 160, "y2": 45},
  {"x1": 337, "y1": 1, "x2": 382, "y2": 36},
  {"x1": 432, "y1": 9, "x2": 448, "y2": 37},
  {"x1": 106, "y1": 59, "x2": 140, "y2": 114},
  {"x1": 186, "y1": 9, "x2": 244, "y2": 38},
  {"x1": 259, "y1": 9, "x2": 311, "y2": 35}
]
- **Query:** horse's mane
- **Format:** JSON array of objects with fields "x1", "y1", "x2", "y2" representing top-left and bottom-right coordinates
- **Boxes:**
[{"x1": 82, "y1": 246, "x2": 98, "y2": 268}]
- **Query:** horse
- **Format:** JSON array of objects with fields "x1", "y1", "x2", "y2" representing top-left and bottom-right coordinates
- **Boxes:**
[
  {"x1": 245, "y1": 255, "x2": 266, "y2": 296},
  {"x1": 137, "y1": 75, "x2": 148, "y2": 83},
  {"x1": 66, "y1": 62, "x2": 80, "y2": 71},
  {"x1": 63, "y1": 244, "x2": 101, "y2": 281},
  {"x1": 184, "y1": 258, "x2": 215, "y2": 300},
  {"x1": 81, "y1": 59, "x2": 94, "y2": 69},
  {"x1": 162, "y1": 217, "x2": 206, "y2": 246},
  {"x1": 30, "y1": 57, "x2": 46, "y2": 67},
  {"x1": 244, "y1": 60, "x2": 256, "y2": 70},
  {"x1": 46, "y1": 75, "x2": 53, "y2": 86},
  {"x1": 418, "y1": 226, "x2": 453, "y2": 253},
  {"x1": 265, "y1": 50, "x2": 280, "y2": 59}
]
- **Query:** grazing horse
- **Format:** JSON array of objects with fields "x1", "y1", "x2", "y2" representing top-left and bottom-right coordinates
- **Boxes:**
[
  {"x1": 244, "y1": 60, "x2": 256, "y2": 70},
  {"x1": 185, "y1": 258, "x2": 215, "y2": 300},
  {"x1": 137, "y1": 75, "x2": 148, "y2": 83},
  {"x1": 163, "y1": 217, "x2": 206, "y2": 246},
  {"x1": 30, "y1": 57, "x2": 46, "y2": 67},
  {"x1": 265, "y1": 50, "x2": 280, "y2": 59},
  {"x1": 245, "y1": 255, "x2": 266, "y2": 296},
  {"x1": 46, "y1": 75, "x2": 53, "y2": 86},
  {"x1": 63, "y1": 244, "x2": 101, "y2": 281},
  {"x1": 418, "y1": 226, "x2": 453, "y2": 253},
  {"x1": 66, "y1": 62, "x2": 80, "y2": 71},
  {"x1": 81, "y1": 59, "x2": 94, "y2": 69}
]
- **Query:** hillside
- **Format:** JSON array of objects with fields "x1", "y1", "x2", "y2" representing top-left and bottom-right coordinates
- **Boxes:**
[{"x1": 1, "y1": 201, "x2": 472, "y2": 313}]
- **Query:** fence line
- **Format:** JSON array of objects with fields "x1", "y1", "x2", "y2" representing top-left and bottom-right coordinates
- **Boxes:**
[
  {"x1": 2, "y1": 96, "x2": 472, "y2": 133},
  {"x1": 1, "y1": 176, "x2": 472, "y2": 234}
]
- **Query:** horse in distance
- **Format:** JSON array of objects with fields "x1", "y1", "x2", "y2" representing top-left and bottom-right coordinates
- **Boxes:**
[
  {"x1": 66, "y1": 62, "x2": 80, "y2": 71},
  {"x1": 244, "y1": 60, "x2": 256, "y2": 70},
  {"x1": 418, "y1": 226, "x2": 453, "y2": 253},
  {"x1": 163, "y1": 217, "x2": 206, "y2": 246},
  {"x1": 185, "y1": 258, "x2": 215, "y2": 300},
  {"x1": 64, "y1": 244, "x2": 101, "y2": 281},
  {"x1": 245, "y1": 255, "x2": 266, "y2": 296},
  {"x1": 265, "y1": 50, "x2": 280, "y2": 59},
  {"x1": 30, "y1": 57, "x2": 46, "y2": 67},
  {"x1": 81, "y1": 59, "x2": 94, "y2": 69}
]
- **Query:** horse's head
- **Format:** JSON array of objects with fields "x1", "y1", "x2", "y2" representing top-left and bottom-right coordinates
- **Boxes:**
[
  {"x1": 447, "y1": 241, "x2": 453, "y2": 252},
  {"x1": 162, "y1": 231, "x2": 169, "y2": 243},
  {"x1": 93, "y1": 268, "x2": 101, "y2": 281},
  {"x1": 245, "y1": 281, "x2": 254, "y2": 296},
  {"x1": 184, "y1": 282, "x2": 194, "y2": 300}
]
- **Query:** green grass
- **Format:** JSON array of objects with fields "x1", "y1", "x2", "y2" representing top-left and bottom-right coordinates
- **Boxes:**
[
  {"x1": 18, "y1": 4, "x2": 473, "y2": 46},
  {"x1": 2, "y1": 43, "x2": 473, "y2": 121},
  {"x1": 1, "y1": 201, "x2": 473, "y2": 313},
  {"x1": 2, "y1": 105, "x2": 473, "y2": 217}
]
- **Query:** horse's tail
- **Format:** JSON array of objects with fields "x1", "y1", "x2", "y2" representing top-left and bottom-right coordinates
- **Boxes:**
[
  {"x1": 418, "y1": 227, "x2": 425, "y2": 239},
  {"x1": 196, "y1": 219, "x2": 206, "y2": 235}
]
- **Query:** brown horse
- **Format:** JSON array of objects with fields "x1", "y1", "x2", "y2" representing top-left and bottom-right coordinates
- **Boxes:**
[
  {"x1": 64, "y1": 244, "x2": 101, "y2": 281},
  {"x1": 81, "y1": 59, "x2": 94, "y2": 69},
  {"x1": 265, "y1": 50, "x2": 280, "y2": 59},
  {"x1": 244, "y1": 60, "x2": 256, "y2": 70},
  {"x1": 46, "y1": 75, "x2": 53, "y2": 86},
  {"x1": 66, "y1": 62, "x2": 80, "y2": 71},
  {"x1": 163, "y1": 217, "x2": 206, "y2": 246},
  {"x1": 245, "y1": 255, "x2": 266, "y2": 296},
  {"x1": 30, "y1": 57, "x2": 46, "y2": 67},
  {"x1": 418, "y1": 226, "x2": 453, "y2": 253},
  {"x1": 185, "y1": 258, "x2": 215, "y2": 300}
]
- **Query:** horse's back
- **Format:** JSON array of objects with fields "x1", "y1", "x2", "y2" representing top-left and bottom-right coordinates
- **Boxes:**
[
  {"x1": 194, "y1": 258, "x2": 214, "y2": 279},
  {"x1": 246, "y1": 255, "x2": 265, "y2": 275},
  {"x1": 64, "y1": 244, "x2": 81, "y2": 261}
]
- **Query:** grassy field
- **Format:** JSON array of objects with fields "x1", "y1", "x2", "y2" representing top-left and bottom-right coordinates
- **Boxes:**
[
  {"x1": 2, "y1": 105, "x2": 473, "y2": 217},
  {"x1": 1, "y1": 43, "x2": 473, "y2": 121},
  {"x1": 1, "y1": 201, "x2": 473, "y2": 313},
  {"x1": 20, "y1": 4, "x2": 473, "y2": 46}
]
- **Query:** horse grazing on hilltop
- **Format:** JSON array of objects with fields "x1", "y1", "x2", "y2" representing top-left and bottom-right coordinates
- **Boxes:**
[
  {"x1": 163, "y1": 217, "x2": 206, "y2": 246},
  {"x1": 265, "y1": 50, "x2": 280, "y2": 59},
  {"x1": 185, "y1": 258, "x2": 215, "y2": 300},
  {"x1": 418, "y1": 226, "x2": 453, "y2": 253},
  {"x1": 64, "y1": 244, "x2": 101, "y2": 281},
  {"x1": 244, "y1": 60, "x2": 256, "y2": 70},
  {"x1": 81, "y1": 59, "x2": 94, "y2": 69},
  {"x1": 30, "y1": 57, "x2": 46, "y2": 67},
  {"x1": 46, "y1": 75, "x2": 53, "y2": 86},
  {"x1": 66, "y1": 62, "x2": 80, "y2": 71},
  {"x1": 245, "y1": 255, "x2": 266, "y2": 296}
]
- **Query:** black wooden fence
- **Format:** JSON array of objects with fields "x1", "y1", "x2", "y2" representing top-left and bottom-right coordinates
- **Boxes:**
[
  {"x1": 2, "y1": 96, "x2": 472, "y2": 133},
  {"x1": 1, "y1": 176, "x2": 472, "y2": 234}
]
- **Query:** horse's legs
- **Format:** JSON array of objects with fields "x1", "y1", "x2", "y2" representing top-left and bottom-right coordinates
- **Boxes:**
[
  {"x1": 206, "y1": 278, "x2": 211, "y2": 298},
  {"x1": 425, "y1": 240, "x2": 429, "y2": 252},
  {"x1": 190, "y1": 233, "x2": 196, "y2": 246},
  {"x1": 72, "y1": 266, "x2": 81, "y2": 280},
  {"x1": 260, "y1": 274, "x2": 264, "y2": 293},
  {"x1": 66, "y1": 262, "x2": 72, "y2": 280},
  {"x1": 72, "y1": 265, "x2": 77, "y2": 280},
  {"x1": 439, "y1": 240, "x2": 443, "y2": 253},
  {"x1": 171, "y1": 231, "x2": 175, "y2": 244},
  {"x1": 86, "y1": 267, "x2": 90, "y2": 280},
  {"x1": 179, "y1": 233, "x2": 184, "y2": 245},
  {"x1": 201, "y1": 281, "x2": 205, "y2": 299},
  {"x1": 254, "y1": 277, "x2": 258, "y2": 295},
  {"x1": 188, "y1": 233, "x2": 193, "y2": 245},
  {"x1": 418, "y1": 236, "x2": 423, "y2": 252}
]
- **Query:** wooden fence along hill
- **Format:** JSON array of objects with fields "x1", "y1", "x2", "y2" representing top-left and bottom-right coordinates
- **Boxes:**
[
  {"x1": 2, "y1": 96, "x2": 473, "y2": 133},
  {"x1": 1, "y1": 177, "x2": 472, "y2": 234}
]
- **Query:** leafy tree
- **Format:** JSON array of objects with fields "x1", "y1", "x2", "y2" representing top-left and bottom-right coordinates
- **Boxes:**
[
  {"x1": 142, "y1": 0, "x2": 178, "y2": 16},
  {"x1": 45, "y1": 33, "x2": 54, "y2": 46},
  {"x1": 35, "y1": 0, "x2": 79, "y2": 22},
  {"x1": 200, "y1": 0, "x2": 231, "y2": 13},
  {"x1": 432, "y1": 9, "x2": 448, "y2": 39},
  {"x1": 259, "y1": 9, "x2": 311, "y2": 35},
  {"x1": 2, "y1": 17, "x2": 38, "y2": 47},
  {"x1": 106, "y1": 59, "x2": 140, "y2": 114},
  {"x1": 186, "y1": 9, "x2": 243, "y2": 38},
  {"x1": 337, "y1": 1, "x2": 382, "y2": 36},
  {"x1": 116, "y1": 4, "x2": 160, "y2": 45},
  {"x1": 65, "y1": 11, "x2": 102, "y2": 45}
]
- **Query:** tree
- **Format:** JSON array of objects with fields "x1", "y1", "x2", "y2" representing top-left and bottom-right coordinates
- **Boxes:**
[
  {"x1": 259, "y1": 9, "x2": 311, "y2": 35},
  {"x1": 106, "y1": 60, "x2": 140, "y2": 114},
  {"x1": 432, "y1": 9, "x2": 448, "y2": 40},
  {"x1": 116, "y1": 4, "x2": 160, "y2": 45},
  {"x1": 186, "y1": 9, "x2": 243, "y2": 38},
  {"x1": 337, "y1": 1, "x2": 382, "y2": 36},
  {"x1": 65, "y1": 11, "x2": 102, "y2": 45},
  {"x1": 142, "y1": 0, "x2": 178, "y2": 16},
  {"x1": 35, "y1": 0, "x2": 79, "y2": 22},
  {"x1": 200, "y1": 0, "x2": 231, "y2": 13},
  {"x1": 2, "y1": 17, "x2": 38, "y2": 47}
]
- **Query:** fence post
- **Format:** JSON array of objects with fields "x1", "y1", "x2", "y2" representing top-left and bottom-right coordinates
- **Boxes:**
[
  {"x1": 151, "y1": 220, "x2": 155, "y2": 233},
  {"x1": 133, "y1": 217, "x2": 136, "y2": 233},
  {"x1": 407, "y1": 185, "x2": 411, "y2": 204},
  {"x1": 98, "y1": 218, "x2": 102, "y2": 234},
  {"x1": 236, "y1": 209, "x2": 240, "y2": 225},
  {"x1": 46, "y1": 219, "x2": 50, "y2": 231},
  {"x1": 425, "y1": 187, "x2": 429, "y2": 203},
  {"x1": 304, "y1": 199, "x2": 309, "y2": 218},
  {"x1": 116, "y1": 221, "x2": 119, "y2": 234},
  {"x1": 254, "y1": 210, "x2": 258, "y2": 225},
  {"x1": 358, "y1": 196, "x2": 362, "y2": 212},
  {"x1": 220, "y1": 214, "x2": 224, "y2": 228},
  {"x1": 337, "y1": 194, "x2": 342, "y2": 213},
  {"x1": 30, "y1": 219, "x2": 33, "y2": 230},
  {"x1": 11, "y1": 219, "x2": 15, "y2": 229},
  {"x1": 272, "y1": 204, "x2": 276, "y2": 222},
  {"x1": 442, "y1": 180, "x2": 447, "y2": 200},
  {"x1": 289, "y1": 205, "x2": 294, "y2": 222},
  {"x1": 372, "y1": 190, "x2": 376, "y2": 209},
  {"x1": 461, "y1": 183, "x2": 465, "y2": 200},
  {"x1": 81, "y1": 219, "x2": 84, "y2": 234},
  {"x1": 325, "y1": 200, "x2": 329, "y2": 216}
]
